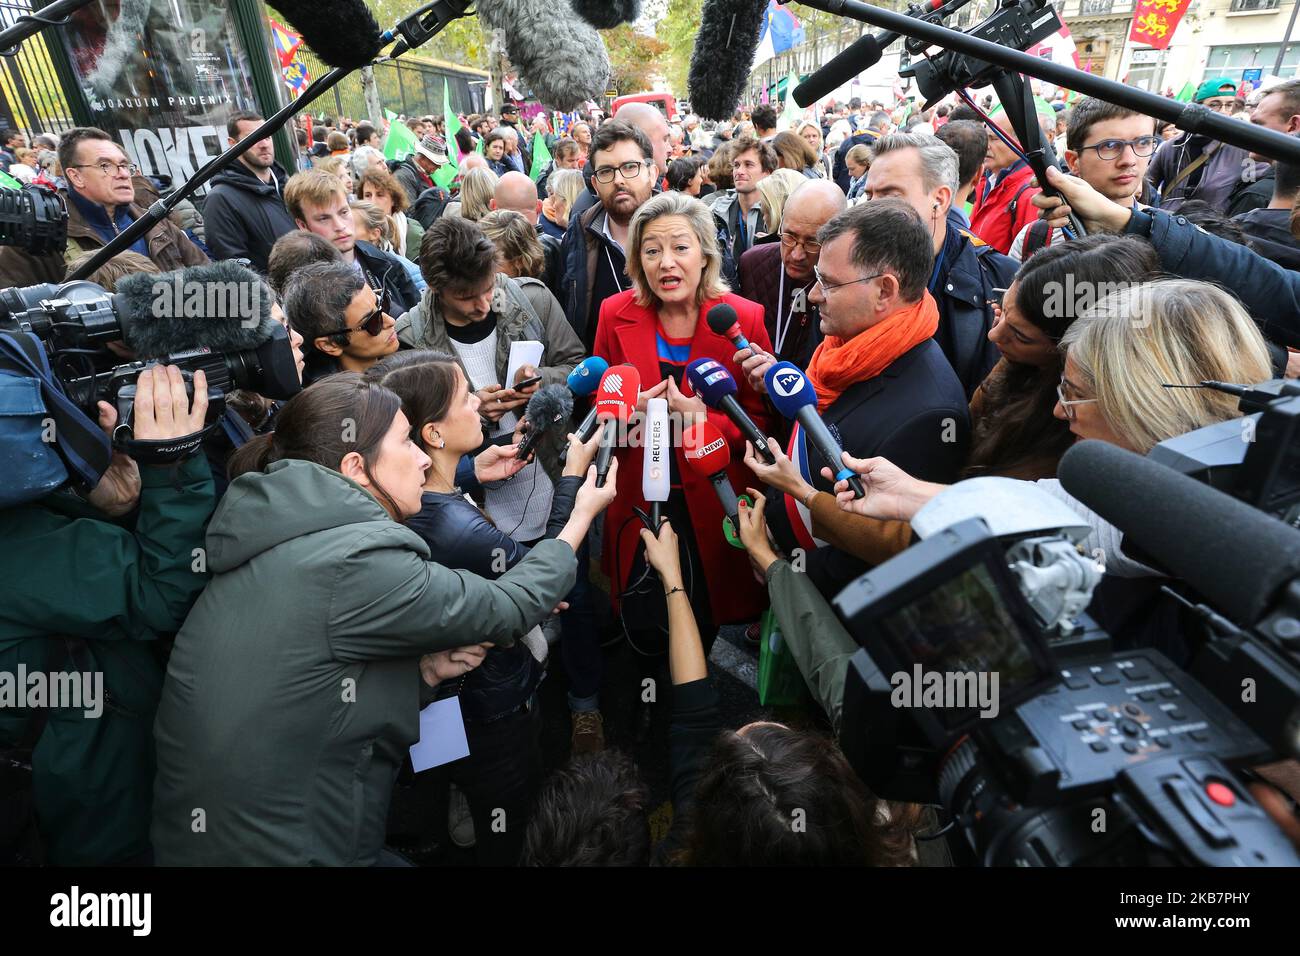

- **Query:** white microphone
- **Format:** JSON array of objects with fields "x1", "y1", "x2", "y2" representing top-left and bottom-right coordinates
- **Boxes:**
[{"x1": 642, "y1": 397, "x2": 670, "y2": 529}]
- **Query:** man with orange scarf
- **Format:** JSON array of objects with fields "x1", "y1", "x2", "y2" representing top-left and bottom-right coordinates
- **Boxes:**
[{"x1": 758, "y1": 200, "x2": 971, "y2": 596}]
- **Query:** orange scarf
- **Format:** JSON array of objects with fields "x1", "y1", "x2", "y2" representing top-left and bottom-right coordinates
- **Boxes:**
[{"x1": 806, "y1": 292, "x2": 940, "y2": 413}]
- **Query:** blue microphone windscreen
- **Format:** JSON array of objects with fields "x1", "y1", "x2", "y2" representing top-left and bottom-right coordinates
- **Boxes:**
[
  {"x1": 686, "y1": 357, "x2": 738, "y2": 407},
  {"x1": 765, "y1": 362, "x2": 818, "y2": 420},
  {"x1": 568, "y1": 356, "x2": 609, "y2": 396}
]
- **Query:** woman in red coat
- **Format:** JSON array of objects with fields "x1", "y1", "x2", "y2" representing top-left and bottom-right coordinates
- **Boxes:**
[{"x1": 592, "y1": 191, "x2": 772, "y2": 653}]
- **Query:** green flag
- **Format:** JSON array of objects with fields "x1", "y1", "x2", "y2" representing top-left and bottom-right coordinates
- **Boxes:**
[
  {"x1": 0, "y1": 169, "x2": 21, "y2": 190},
  {"x1": 383, "y1": 110, "x2": 416, "y2": 161},
  {"x1": 528, "y1": 130, "x2": 552, "y2": 181},
  {"x1": 432, "y1": 78, "x2": 460, "y2": 189},
  {"x1": 475, "y1": 136, "x2": 484, "y2": 155},
  {"x1": 1175, "y1": 81, "x2": 1196, "y2": 102},
  {"x1": 779, "y1": 70, "x2": 803, "y2": 131}
]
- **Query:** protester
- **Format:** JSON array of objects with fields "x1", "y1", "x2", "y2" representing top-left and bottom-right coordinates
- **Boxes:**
[
  {"x1": 968, "y1": 106, "x2": 1047, "y2": 254},
  {"x1": 844, "y1": 144, "x2": 870, "y2": 202},
  {"x1": 935, "y1": 120, "x2": 986, "y2": 226},
  {"x1": 1147, "y1": 78, "x2": 1268, "y2": 213},
  {"x1": 284, "y1": 260, "x2": 398, "y2": 383},
  {"x1": 796, "y1": 120, "x2": 833, "y2": 179},
  {"x1": 771, "y1": 130, "x2": 821, "y2": 178},
  {"x1": 200, "y1": 112, "x2": 296, "y2": 273},
  {"x1": 711, "y1": 134, "x2": 777, "y2": 264},
  {"x1": 265, "y1": 228, "x2": 342, "y2": 297},
  {"x1": 0, "y1": 365, "x2": 213, "y2": 865},
  {"x1": 0, "y1": 127, "x2": 208, "y2": 286},
  {"x1": 1231, "y1": 142, "x2": 1300, "y2": 270},
  {"x1": 614, "y1": 102, "x2": 672, "y2": 186},
  {"x1": 457, "y1": 166, "x2": 499, "y2": 221},
  {"x1": 479, "y1": 209, "x2": 563, "y2": 302},
  {"x1": 754, "y1": 168, "x2": 806, "y2": 240},
  {"x1": 151, "y1": 373, "x2": 616, "y2": 866},
  {"x1": 483, "y1": 129, "x2": 512, "y2": 176},
  {"x1": 560, "y1": 120, "x2": 660, "y2": 350},
  {"x1": 833, "y1": 110, "x2": 887, "y2": 193},
  {"x1": 358, "y1": 166, "x2": 424, "y2": 261},
  {"x1": 541, "y1": 168, "x2": 584, "y2": 240},
  {"x1": 1231, "y1": 79, "x2": 1300, "y2": 216},
  {"x1": 667, "y1": 156, "x2": 705, "y2": 196},
  {"x1": 351, "y1": 200, "x2": 427, "y2": 294},
  {"x1": 285, "y1": 168, "x2": 419, "y2": 318}
]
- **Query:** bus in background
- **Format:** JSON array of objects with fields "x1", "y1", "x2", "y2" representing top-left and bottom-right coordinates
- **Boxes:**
[{"x1": 611, "y1": 92, "x2": 680, "y2": 121}]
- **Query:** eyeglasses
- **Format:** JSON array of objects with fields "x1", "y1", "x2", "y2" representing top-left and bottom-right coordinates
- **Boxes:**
[
  {"x1": 1079, "y1": 136, "x2": 1161, "y2": 161},
  {"x1": 813, "y1": 265, "x2": 883, "y2": 299},
  {"x1": 71, "y1": 161, "x2": 138, "y2": 176},
  {"x1": 780, "y1": 232, "x2": 822, "y2": 255},
  {"x1": 1056, "y1": 377, "x2": 1098, "y2": 421},
  {"x1": 593, "y1": 160, "x2": 649, "y2": 184},
  {"x1": 1200, "y1": 99, "x2": 1235, "y2": 113}
]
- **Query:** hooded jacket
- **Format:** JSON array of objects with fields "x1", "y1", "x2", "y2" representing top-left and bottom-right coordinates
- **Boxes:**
[
  {"x1": 200, "y1": 160, "x2": 296, "y2": 273},
  {"x1": 151, "y1": 458, "x2": 577, "y2": 865}
]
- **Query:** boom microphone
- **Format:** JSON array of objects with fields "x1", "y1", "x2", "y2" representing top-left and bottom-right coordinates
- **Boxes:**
[
  {"x1": 706, "y1": 302, "x2": 749, "y2": 352},
  {"x1": 114, "y1": 261, "x2": 279, "y2": 359},
  {"x1": 561, "y1": 356, "x2": 610, "y2": 464},
  {"x1": 476, "y1": 0, "x2": 611, "y2": 110},
  {"x1": 569, "y1": 0, "x2": 642, "y2": 28},
  {"x1": 689, "y1": 0, "x2": 768, "y2": 121},
  {"x1": 1058, "y1": 440, "x2": 1300, "y2": 626},
  {"x1": 642, "y1": 397, "x2": 671, "y2": 529},
  {"x1": 517, "y1": 384, "x2": 574, "y2": 461},
  {"x1": 266, "y1": 0, "x2": 383, "y2": 70},
  {"x1": 594, "y1": 363, "x2": 640, "y2": 488},
  {"x1": 686, "y1": 357, "x2": 775, "y2": 464},
  {"x1": 683, "y1": 420, "x2": 741, "y2": 534},
  {"x1": 765, "y1": 361, "x2": 865, "y2": 498}
]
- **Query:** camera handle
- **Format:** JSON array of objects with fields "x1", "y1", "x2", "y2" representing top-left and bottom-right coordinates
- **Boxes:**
[{"x1": 65, "y1": 0, "x2": 475, "y2": 282}]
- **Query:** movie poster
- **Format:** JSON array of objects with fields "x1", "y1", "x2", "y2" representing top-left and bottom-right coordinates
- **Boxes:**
[{"x1": 59, "y1": 0, "x2": 271, "y2": 195}]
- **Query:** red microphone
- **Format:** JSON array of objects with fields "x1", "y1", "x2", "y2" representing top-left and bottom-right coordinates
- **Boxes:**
[
  {"x1": 683, "y1": 420, "x2": 741, "y2": 536},
  {"x1": 594, "y1": 364, "x2": 640, "y2": 488}
]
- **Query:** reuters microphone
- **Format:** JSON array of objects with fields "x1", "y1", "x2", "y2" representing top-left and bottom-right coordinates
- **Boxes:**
[
  {"x1": 686, "y1": 357, "x2": 775, "y2": 465},
  {"x1": 559, "y1": 356, "x2": 609, "y2": 465},
  {"x1": 764, "y1": 361, "x2": 866, "y2": 499},
  {"x1": 683, "y1": 420, "x2": 742, "y2": 537},
  {"x1": 594, "y1": 364, "x2": 639, "y2": 488},
  {"x1": 642, "y1": 396, "x2": 671, "y2": 530}
]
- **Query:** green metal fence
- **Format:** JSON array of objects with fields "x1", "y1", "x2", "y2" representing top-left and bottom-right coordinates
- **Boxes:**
[
  {"x1": 290, "y1": 48, "x2": 487, "y2": 123},
  {"x1": 0, "y1": 0, "x2": 77, "y2": 135}
]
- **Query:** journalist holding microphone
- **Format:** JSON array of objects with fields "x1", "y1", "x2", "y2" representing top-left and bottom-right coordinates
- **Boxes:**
[
  {"x1": 591, "y1": 190, "x2": 773, "y2": 645},
  {"x1": 150, "y1": 373, "x2": 616, "y2": 866},
  {"x1": 0, "y1": 365, "x2": 213, "y2": 866}
]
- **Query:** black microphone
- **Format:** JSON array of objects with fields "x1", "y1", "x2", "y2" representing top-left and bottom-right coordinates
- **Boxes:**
[
  {"x1": 1058, "y1": 440, "x2": 1300, "y2": 626},
  {"x1": 686, "y1": 358, "x2": 776, "y2": 465},
  {"x1": 689, "y1": 0, "x2": 769, "y2": 121},
  {"x1": 706, "y1": 302, "x2": 750, "y2": 352},
  {"x1": 516, "y1": 384, "x2": 573, "y2": 461},
  {"x1": 267, "y1": 0, "x2": 383, "y2": 70}
]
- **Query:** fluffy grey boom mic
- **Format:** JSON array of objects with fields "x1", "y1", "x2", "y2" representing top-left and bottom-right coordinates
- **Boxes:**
[
  {"x1": 569, "y1": 0, "x2": 642, "y2": 29},
  {"x1": 114, "y1": 260, "x2": 278, "y2": 360},
  {"x1": 517, "y1": 383, "x2": 574, "y2": 461},
  {"x1": 477, "y1": 0, "x2": 611, "y2": 110}
]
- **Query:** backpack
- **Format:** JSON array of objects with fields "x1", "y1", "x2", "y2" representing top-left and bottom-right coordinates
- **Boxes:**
[
  {"x1": 1022, "y1": 219, "x2": 1054, "y2": 259},
  {"x1": 409, "y1": 186, "x2": 451, "y2": 229}
]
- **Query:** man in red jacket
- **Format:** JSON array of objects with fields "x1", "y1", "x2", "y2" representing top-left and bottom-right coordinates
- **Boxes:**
[{"x1": 969, "y1": 108, "x2": 1043, "y2": 254}]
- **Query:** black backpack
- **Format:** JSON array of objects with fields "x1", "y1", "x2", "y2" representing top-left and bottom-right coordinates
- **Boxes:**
[{"x1": 409, "y1": 186, "x2": 451, "y2": 229}]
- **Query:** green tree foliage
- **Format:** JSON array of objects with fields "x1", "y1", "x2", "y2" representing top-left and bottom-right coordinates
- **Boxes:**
[
  {"x1": 366, "y1": 0, "x2": 490, "y2": 69},
  {"x1": 655, "y1": 0, "x2": 702, "y2": 98},
  {"x1": 602, "y1": 25, "x2": 670, "y2": 95}
]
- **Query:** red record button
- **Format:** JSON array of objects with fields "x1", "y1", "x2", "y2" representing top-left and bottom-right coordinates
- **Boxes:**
[{"x1": 1205, "y1": 782, "x2": 1236, "y2": 807}]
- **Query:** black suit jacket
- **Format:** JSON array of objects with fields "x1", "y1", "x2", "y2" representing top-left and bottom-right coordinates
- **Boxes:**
[{"x1": 766, "y1": 339, "x2": 971, "y2": 598}]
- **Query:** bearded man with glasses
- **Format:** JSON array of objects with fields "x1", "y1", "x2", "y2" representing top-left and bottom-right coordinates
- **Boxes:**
[
  {"x1": 1147, "y1": 77, "x2": 1269, "y2": 213},
  {"x1": 1011, "y1": 97, "x2": 1162, "y2": 261},
  {"x1": 0, "y1": 126, "x2": 208, "y2": 288}
]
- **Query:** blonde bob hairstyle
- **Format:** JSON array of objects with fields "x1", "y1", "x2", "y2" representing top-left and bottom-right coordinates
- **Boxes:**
[
  {"x1": 625, "y1": 191, "x2": 730, "y2": 308},
  {"x1": 458, "y1": 166, "x2": 499, "y2": 221},
  {"x1": 1059, "y1": 278, "x2": 1272, "y2": 454},
  {"x1": 757, "y1": 168, "x2": 808, "y2": 236}
]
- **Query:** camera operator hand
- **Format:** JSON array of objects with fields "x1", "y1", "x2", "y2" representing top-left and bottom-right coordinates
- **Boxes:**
[
  {"x1": 826, "y1": 452, "x2": 946, "y2": 522},
  {"x1": 87, "y1": 365, "x2": 209, "y2": 516},
  {"x1": 1032, "y1": 166, "x2": 1135, "y2": 235},
  {"x1": 744, "y1": 437, "x2": 814, "y2": 502},
  {"x1": 737, "y1": 489, "x2": 780, "y2": 585},
  {"x1": 419, "y1": 642, "x2": 490, "y2": 688}
]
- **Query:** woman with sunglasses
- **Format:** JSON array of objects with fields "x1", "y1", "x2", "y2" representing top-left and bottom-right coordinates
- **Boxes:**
[{"x1": 284, "y1": 260, "x2": 398, "y2": 385}]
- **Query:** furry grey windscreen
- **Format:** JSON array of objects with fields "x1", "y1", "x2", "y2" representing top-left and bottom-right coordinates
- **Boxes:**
[
  {"x1": 265, "y1": 0, "x2": 384, "y2": 70},
  {"x1": 115, "y1": 261, "x2": 278, "y2": 360},
  {"x1": 568, "y1": 0, "x2": 642, "y2": 29},
  {"x1": 476, "y1": 0, "x2": 611, "y2": 109},
  {"x1": 689, "y1": 0, "x2": 768, "y2": 120},
  {"x1": 522, "y1": 384, "x2": 575, "y2": 458}
]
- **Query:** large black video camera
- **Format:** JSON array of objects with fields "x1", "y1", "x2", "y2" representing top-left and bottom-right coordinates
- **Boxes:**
[{"x1": 833, "y1": 451, "x2": 1300, "y2": 866}]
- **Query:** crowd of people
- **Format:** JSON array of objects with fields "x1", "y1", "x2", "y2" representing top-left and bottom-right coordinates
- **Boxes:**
[{"x1": 4, "y1": 70, "x2": 1300, "y2": 867}]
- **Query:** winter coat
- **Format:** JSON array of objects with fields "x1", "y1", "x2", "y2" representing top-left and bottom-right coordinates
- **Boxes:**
[
  {"x1": 0, "y1": 187, "x2": 208, "y2": 288},
  {"x1": 0, "y1": 456, "x2": 214, "y2": 864},
  {"x1": 592, "y1": 289, "x2": 771, "y2": 625},
  {"x1": 931, "y1": 219, "x2": 1018, "y2": 398},
  {"x1": 150, "y1": 458, "x2": 578, "y2": 865},
  {"x1": 1233, "y1": 205, "x2": 1300, "y2": 271},
  {"x1": 970, "y1": 161, "x2": 1040, "y2": 255},
  {"x1": 200, "y1": 161, "x2": 296, "y2": 273},
  {"x1": 354, "y1": 239, "x2": 420, "y2": 319},
  {"x1": 1147, "y1": 133, "x2": 1269, "y2": 213}
]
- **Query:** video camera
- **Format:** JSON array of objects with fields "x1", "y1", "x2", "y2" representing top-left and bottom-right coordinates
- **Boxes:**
[{"x1": 833, "y1": 455, "x2": 1300, "y2": 866}]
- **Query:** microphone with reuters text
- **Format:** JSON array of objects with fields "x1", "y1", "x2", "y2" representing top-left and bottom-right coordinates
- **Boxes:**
[
  {"x1": 764, "y1": 361, "x2": 866, "y2": 499},
  {"x1": 686, "y1": 357, "x2": 775, "y2": 465},
  {"x1": 594, "y1": 364, "x2": 640, "y2": 488},
  {"x1": 683, "y1": 420, "x2": 742, "y2": 538},
  {"x1": 642, "y1": 397, "x2": 671, "y2": 530}
]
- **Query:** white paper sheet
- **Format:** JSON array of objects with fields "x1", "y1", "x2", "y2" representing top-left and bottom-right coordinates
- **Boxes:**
[{"x1": 409, "y1": 696, "x2": 470, "y2": 772}]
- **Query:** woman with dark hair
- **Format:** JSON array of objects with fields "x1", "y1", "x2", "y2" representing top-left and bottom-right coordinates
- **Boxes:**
[
  {"x1": 368, "y1": 350, "x2": 604, "y2": 865},
  {"x1": 483, "y1": 129, "x2": 511, "y2": 177},
  {"x1": 666, "y1": 156, "x2": 704, "y2": 196},
  {"x1": 358, "y1": 165, "x2": 423, "y2": 261},
  {"x1": 151, "y1": 373, "x2": 617, "y2": 865}
]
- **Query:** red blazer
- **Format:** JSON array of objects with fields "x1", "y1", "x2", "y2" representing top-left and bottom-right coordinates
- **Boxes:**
[{"x1": 592, "y1": 289, "x2": 772, "y2": 625}]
